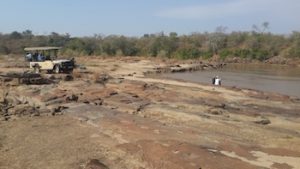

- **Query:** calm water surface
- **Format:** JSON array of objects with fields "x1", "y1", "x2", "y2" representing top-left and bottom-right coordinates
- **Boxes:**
[{"x1": 163, "y1": 64, "x2": 300, "y2": 98}]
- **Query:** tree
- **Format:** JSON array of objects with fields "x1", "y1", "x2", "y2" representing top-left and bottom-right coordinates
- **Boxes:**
[
  {"x1": 0, "y1": 28, "x2": 296, "y2": 60},
  {"x1": 22, "y1": 30, "x2": 33, "y2": 39},
  {"x1": 208, "y1": 26, "x2": 227, "y2": 55},
  {"x1": 288, "y1": 31, "x2": 300, "y2": 58},
  {"x1": 169, "y1": 32, "x2": 178, "y2": 38},
  {"x1": 262, "y1": 22, "x2": 269, "y2": 33},
  {"x1": 9, "y1": 31, "x2": 22, "y2": 39},
  {"x1": 252, "y1": 21, "x2": 269, "y2": 34}
]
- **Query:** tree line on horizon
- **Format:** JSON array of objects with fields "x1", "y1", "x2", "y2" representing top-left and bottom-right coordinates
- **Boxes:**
[{"x1": 0, "y1": 27, "x2": 299, "y2": 61}]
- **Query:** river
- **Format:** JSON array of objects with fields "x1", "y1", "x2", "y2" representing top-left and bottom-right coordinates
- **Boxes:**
[{"x1": 162, "y1": 63, "x2": 300, "y2": 98}]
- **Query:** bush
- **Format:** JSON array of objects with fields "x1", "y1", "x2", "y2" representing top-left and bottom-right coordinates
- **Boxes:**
[
  {"x1": 288, "y1": 47, "x2": 300, "y2": 58},
  {"x1": 219, "y1": 49, "x2": 233, "y2": 60},
  {"x1": 157, "y1": 50, "x2": 168, "y2": 58},
  {"x1": 61, "y1": 49, "x2": 80, "y2": 57},
  {"x1": 0, "y1": 30, "x2": 296, "y2": 61},
  {"x1": 174, "y1": 48, "x2": 200, "y2": 59},
  {"x1": 200, "y1": 51, "x2": 213, "y2": 59},
  {"x1": 251, "y1": 49, "x2": 270, "y2": 61},
  {"x1": 116, "y1": 49, "x2": 124, "y2": 56}
]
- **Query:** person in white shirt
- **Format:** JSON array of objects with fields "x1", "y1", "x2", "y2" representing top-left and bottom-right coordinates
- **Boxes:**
[
  {"x1": 26, "y1": 53, "x2": 32, "y2": 61},
  {"x1": 212, "y1": 76, "x2": 221, "y2": 86}
]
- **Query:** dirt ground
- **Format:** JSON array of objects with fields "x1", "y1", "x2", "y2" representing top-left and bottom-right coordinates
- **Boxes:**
[{"x1": 0, "y1": 56, "x2": 300, "y2": 169}]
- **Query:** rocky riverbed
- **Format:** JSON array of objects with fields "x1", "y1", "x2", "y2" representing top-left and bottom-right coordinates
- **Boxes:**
[{"x1": 0, "y1": 57, "x2": 300, "y2": 169}]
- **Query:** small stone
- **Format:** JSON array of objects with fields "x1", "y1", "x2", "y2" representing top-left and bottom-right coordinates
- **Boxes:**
[
  {"x1": 64, "y1": 75, "x2": 74, "y2": 81},
  {"x1": 208, "y1": 108, "x2": 223, "y2": 115},
  {"x1": 255, "y1": 118, "x2": 271, "y2": 125},
  {"x1": 109, "y1": 91, "x2": 118, "y2": 96},
  {"x1": 84, "y1": 159, "x2": 109, "y2": 169},
  {"x1": 217, "y1": 103, "x2": 226, "y2": 109},
  {"x1": 51, "y1": 106, "x2": 68, "y2": 114},
  {"x1": 94, "y1": 99, "x2": 103, "y2": 106},
  {"x1": 66, "y1": 94, "x2": 79, "y2": 102},
  {"x1": 83, "y1": 101, "x2": 90, "y2": 104}
]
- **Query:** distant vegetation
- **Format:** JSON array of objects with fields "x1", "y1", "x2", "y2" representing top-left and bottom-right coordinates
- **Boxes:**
[{"x1": 0, "y1": 24, "x2": 300, "y2": 61}]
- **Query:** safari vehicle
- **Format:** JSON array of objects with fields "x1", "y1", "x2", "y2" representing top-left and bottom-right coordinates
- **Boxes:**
[{"x1": 24, "y1": 46, "x2": 75, "y2": 74}]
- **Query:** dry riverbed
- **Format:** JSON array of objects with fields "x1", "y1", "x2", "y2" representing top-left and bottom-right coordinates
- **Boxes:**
[{"x1": 0, "y1": 57, "x2": 300, "y2": 169}]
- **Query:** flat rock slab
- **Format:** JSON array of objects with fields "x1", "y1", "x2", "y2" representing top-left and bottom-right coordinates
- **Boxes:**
[{"x1": 63, "y1": 103, "x2": 119, "y2": 122}]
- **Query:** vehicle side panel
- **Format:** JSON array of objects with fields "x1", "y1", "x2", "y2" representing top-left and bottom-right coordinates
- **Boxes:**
[{"x1": 30, "y1": 61, "x2": 55, "y2": 70}]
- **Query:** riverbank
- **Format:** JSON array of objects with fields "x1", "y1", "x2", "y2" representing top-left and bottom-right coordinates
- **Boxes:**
[
  {"x1": 161, "y1": 63, "x2": 300, "y2": 98},
  {"x1": 1, "y1": 57, "x2": 300, "y2": 169},
  {"x1": 217, "y1": 55, "x2": 300, "y2": 67}
]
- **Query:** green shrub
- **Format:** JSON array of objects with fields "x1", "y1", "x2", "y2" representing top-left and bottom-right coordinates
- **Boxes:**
[
  {"x1": 233, "y1": 49, "x2": 251, "y2": 58},
  {"x1": 251, "y1": 49, "x2": 270, "y2": 61},
  {"x1": 200, "y1": 51, "x2": 213, "y2": 59},
  {"x1": 219, "y1": 49, "x2": 233, "y2": 59},
  {"x1": 288, "y1": 47, "x2": 300, "y2": 58},
  {"x1": 0, "y1": 30, "x2": 296, "y2": 60},
  {"x1": 174, "y1": 48, "x2": 201, "y2": 60},
  {"x1": 157, "y1": 50, "x2": 168, "y2": 58}
]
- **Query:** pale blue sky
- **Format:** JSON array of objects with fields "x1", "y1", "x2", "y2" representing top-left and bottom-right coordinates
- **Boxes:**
[{"x1": 0, "y1": 0, "x2": 299, "y2": 37}]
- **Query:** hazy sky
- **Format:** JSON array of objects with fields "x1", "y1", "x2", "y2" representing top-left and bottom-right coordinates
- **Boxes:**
[{"x1": 0, "y1": 0, "x2": 299, "y2": 36}]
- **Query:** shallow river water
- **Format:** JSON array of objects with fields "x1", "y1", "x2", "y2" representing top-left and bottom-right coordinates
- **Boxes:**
[{"x1": 163, "y1": 63, "x2": 300, "y2": 98}]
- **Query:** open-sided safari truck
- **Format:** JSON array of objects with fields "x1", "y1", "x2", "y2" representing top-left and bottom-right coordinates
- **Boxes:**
[{"x1": 24, "y1": 46, "x2": 75, "y2": 74}]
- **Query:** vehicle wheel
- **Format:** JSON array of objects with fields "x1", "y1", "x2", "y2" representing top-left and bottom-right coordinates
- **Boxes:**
[
  {"x1": 34, "y1": 66, "x2": 40, "y2": 74},
  {"x1": 54, "y1": 65, "x2": 60, "y2": 74}
]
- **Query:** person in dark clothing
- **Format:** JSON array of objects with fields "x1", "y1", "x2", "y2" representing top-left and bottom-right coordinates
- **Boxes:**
[{"x1": 212, "y1": 76, "x2": 216, "y2": 85}]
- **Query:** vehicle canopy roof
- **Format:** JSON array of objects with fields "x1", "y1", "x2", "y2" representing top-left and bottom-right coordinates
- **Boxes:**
[{"x1": 24, "y1": 46, "x2": 62, "y2": 51}]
